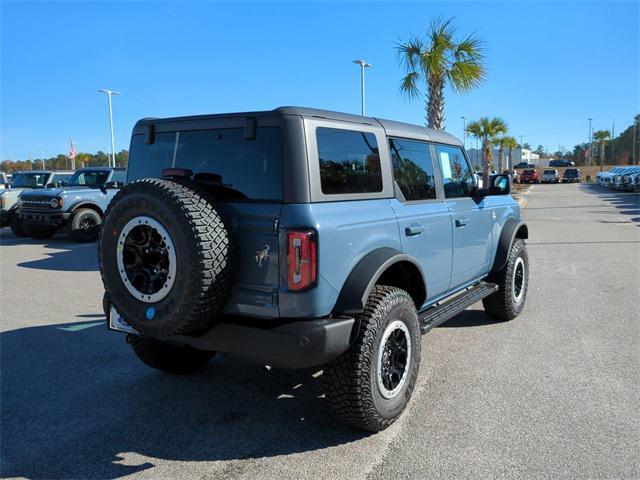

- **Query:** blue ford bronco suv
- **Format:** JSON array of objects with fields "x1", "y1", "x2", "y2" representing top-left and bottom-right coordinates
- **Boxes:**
[
  {"x1": 19, "y1": 167, "x2": 126, "y2": 242},
  {"x1": 100, "y1": 107, "x2": 529, "y2": 432},
  {"x1": 0, "y1": 170, "x2": 73, "y2": 237}
]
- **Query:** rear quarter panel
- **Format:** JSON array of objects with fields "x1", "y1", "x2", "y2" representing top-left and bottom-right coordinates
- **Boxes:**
[{"x1": 278, "y1": 200, "x2": 401, "y2": 318}]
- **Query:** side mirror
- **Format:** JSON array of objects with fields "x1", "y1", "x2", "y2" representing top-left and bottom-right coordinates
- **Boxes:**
[
  {"x1": 104, "y1": 181, "x2": 121, "y2": 189},
  {"x1": 46, "y1": 182, "x2": 58, "y2": 188},
  {"x1": 488, "y1": 174, "x2": 511, "y2": 195}
]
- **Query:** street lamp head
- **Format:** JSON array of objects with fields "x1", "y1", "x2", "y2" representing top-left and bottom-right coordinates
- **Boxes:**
[
  {"x1": 98, "y1": 89, "x2": 121, "y2": 95},
  {"x1": 353, "y1": 59, "x2": 371, "y2": 68}
]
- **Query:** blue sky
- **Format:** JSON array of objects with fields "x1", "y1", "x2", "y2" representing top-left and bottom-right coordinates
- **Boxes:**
[{"x1": 1, "y1": 1, "x2": 638, "y2": 160}]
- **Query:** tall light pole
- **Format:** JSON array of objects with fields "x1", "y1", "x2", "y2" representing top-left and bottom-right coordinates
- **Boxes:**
[
  {"x1": 98, "y1": 89, "x2": 120, "y2": 167},
  {"x1": 611, "y1": 122, "x2": 615, "y2": 165},
  {"x1": 353, "y1": 60, "x2": 371, "y2": 116},
  {"x1": 588, "y1": 118, "x2": 593, "y2": 167},
  {"x1": 41, "y1": 150, "x2": 45, "y2": 170},
  {"x1": 633, "y1": 117, "x2": 638, "y2": 165},
  {"x1": 461, "y1": 116, "x2": 467, "y2": 149}
]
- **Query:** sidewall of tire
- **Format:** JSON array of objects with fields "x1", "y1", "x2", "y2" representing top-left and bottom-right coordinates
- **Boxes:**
[
  {"x1": 70, "y1": 208, "x2": 102, "y2": 242},
  {"x1": 371, "y1": 299, "x2": 421, "y2": 420},
  {"x1": 507, "y1": 240, "x2": 529, "y2": 316}
]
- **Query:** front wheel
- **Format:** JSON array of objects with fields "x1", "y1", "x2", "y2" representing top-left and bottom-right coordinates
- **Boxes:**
[
  {"x1": 69, "y1": 208, "x2": 102, "y2": 242},
  {"x1": 483, "y1": 238, "x2": 529, "y2": 321},
  {"x1": 324, "y1": 286, "x2": 421, "y2": 432}
]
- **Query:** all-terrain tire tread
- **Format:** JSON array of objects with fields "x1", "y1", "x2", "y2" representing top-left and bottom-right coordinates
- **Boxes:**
[
  {"x1": 482, "y1": 238, "x2": 528, "y2": 321},
  {"x1": 324, "y1": 286, "x2": 420, "y2": 432}
]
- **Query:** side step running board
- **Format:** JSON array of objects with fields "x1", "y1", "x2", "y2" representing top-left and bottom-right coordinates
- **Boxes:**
[{"x1": 418, "y1": 282, "x2": 498, "y2": 333}]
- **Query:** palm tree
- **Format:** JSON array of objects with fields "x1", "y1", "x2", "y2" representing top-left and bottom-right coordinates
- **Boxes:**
[
  {"x1": 494, "y1": 135, "x2": 507, "y2": 172},
  {"x1": 466, "y1": 117, "x2": 508, "y2": 184},
  {"x1": 501, "y1": 136, "x2": 518, "y2": 172},
  {"x1": 593, "y1": 130, "x2": 610, "y2": 171},
  {"x1": 397, "y1": 17, "x2": 486, "y2": 130}
]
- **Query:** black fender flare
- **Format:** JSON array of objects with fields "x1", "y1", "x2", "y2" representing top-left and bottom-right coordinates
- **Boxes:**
[
  {"x1": 68, "y1": 202, "x2": 104, "y2": 216},
  {"x1": 332, "y1": 247, "x2": 427, "y2": 315},
  {"x1": 491, "y1": 219, "x2": 528, "y2": 273}
]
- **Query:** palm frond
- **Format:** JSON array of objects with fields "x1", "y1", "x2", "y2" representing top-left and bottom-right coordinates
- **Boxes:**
[
  {"x1": 396, "y1": 37, "x2": 425, "y2": 72},
  {"x1": 399, "y1": 71, "x2": 422, "y2": 100}
]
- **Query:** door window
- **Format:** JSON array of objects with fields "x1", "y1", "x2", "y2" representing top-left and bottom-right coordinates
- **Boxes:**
[
  {"x1": 389, "y1": 138, "x2": 437, "y2": 201},
  {"x1": 435, "y1": 145, "x2": 475, "y2": 198}
]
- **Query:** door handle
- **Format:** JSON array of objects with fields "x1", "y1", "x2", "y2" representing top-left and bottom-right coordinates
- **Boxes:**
[
  {"x1": 455, "y1": 218, "x2": 469, "y2": 227},
  {"x1": 405, "y1": 224, "x2": 424, "y2": 236}
]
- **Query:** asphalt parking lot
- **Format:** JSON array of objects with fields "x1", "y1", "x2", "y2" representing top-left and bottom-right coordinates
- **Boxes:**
[{"x1": 1, "y1": 183, "x2": 638, "y2": 480}]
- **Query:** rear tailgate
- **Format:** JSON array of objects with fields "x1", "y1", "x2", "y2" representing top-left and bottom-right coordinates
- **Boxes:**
[{"x1": 216, "y1": 203, "x2": 282, "y2": 318}]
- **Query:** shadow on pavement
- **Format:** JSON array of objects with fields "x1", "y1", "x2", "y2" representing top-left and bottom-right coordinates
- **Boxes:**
[
  {"x1": 580, "y1": 184, "x2": 640, "y2": 224},
  {"x1": 1, "y1": 228, "x2": 99, "y2": 272},
  {"x1": 437, "y1": 309, "x2": 504, "y2": 328},
  {"x1": 0, "y1": 321, "x2": 364, "y2": 479}
]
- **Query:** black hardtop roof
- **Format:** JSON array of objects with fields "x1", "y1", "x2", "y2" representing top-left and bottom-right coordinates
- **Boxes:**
[{"x1": 134, "y1": 106, "x2": 463, "y2": 147}]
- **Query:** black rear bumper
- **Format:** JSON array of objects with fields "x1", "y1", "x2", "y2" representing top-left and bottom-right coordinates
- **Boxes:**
[{"x1": 126, "y1": 316, "x2": 356, "y2": 369}]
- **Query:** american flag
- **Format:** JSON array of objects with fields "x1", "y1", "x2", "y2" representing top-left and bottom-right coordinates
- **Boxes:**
[{"x1": 69, "y1": 141, "x2": 76, "y2": 159}]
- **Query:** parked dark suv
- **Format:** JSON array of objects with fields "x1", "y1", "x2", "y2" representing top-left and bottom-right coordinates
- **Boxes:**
[
  {"x1": 562, "y1": 168, "x2": 581, "y2": 183},
  {"x1": 100, "y1": 107, "x2": 529, "y2": 432}
]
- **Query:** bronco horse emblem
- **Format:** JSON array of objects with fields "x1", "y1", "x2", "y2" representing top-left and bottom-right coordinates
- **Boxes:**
[{"x1": 255, "y1": 244, "x2": 270, "y2": 267}]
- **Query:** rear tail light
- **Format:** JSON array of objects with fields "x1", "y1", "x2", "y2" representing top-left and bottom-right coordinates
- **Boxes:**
[{"x1": 287, "y1": 230, "x2": 317, "y2": 291}]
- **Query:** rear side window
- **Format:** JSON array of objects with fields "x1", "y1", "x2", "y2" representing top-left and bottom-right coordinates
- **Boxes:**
[
  {"x1": 128, "y1": 127, "x2": 283, "y2": 201},
  {"x1": 389, "y1": 138, "x2": 437, "y2": 201},
  {"x1": 316, "y1": 127, "x2": 382, "y2": 195}
]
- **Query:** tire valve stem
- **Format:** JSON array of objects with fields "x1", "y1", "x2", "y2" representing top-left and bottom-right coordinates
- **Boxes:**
[{"x1": 263, "y1": 365, "x2": 272, "y2": 372}]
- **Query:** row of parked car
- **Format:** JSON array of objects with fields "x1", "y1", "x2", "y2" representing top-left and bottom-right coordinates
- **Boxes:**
[
  {"x1": 0, "y1": 167, "x2": 125, "y2": 241},
  {"x1": 595, "y1": 166, "x2": 640, "y2": 192},
  {"x1": 518, "y1": 168, "x2": 582, "y2": 184}
]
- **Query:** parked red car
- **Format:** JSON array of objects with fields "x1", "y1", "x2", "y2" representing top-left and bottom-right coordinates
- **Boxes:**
[{"x1": 520, "y1": 169, "x2": 540, "y2": 184}]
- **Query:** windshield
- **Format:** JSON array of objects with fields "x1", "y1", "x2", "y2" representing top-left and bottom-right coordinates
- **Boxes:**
[
  {"x1": 67, "y1": 170, "x2": 109, "y2": 187},
  {"x1": 543, "y1": 170, "x2": 556, "y2": 174},
  {"x1": 10, "y1": 172, "x2": 49, "y2": 188},
  {"x1": 565, "y1": 169, "x2": 578, "y2": 175}
]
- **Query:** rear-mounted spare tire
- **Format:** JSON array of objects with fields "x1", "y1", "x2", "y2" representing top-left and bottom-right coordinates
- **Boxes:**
[{"x1": 99, "y1": 178, "x2": 233, "y2": 339}]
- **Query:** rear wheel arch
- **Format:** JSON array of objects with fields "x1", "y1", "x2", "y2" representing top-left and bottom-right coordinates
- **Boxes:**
[{"x1": 332, "y1": 248, "x2": 427, "y2": 315}]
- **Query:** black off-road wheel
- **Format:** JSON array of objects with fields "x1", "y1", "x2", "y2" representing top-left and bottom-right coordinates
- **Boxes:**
[
  {"x1": 129, "y1": 335, "x2": 216, "y2": 374},
  {"x1": 324, "y1": 286, "x2": 421, "y2": 432},
  {"x1": 99, "y1": 178, "x2": 233, "y2": 339},
  {"x1": 483, "y1": 238, "x2": 529, "y2": 321},
  {"x1": 29, "y1": 226, "x2": 56, "y2": 239},
  {"x1": 69, "y1": 208, "x2": 102, "y2": 243},
  {"x1": 9, "y1": 214, "x2": 28, "y2": 237}
]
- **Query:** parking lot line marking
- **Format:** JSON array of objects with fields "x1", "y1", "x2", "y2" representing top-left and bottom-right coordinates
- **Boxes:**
[{"x1": 56, "y1": 321, "x2": 104, "y2": 332}]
